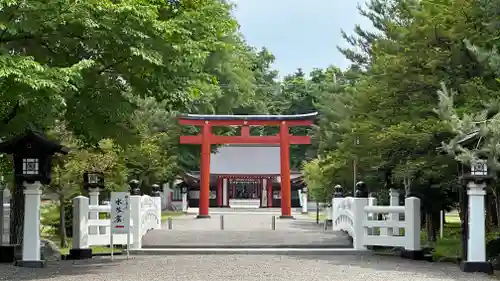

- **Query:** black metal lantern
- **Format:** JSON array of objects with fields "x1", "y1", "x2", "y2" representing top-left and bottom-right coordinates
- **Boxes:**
[
  {"x1": 129, "y1": 179, "x2": 141, "y2": 195},
  {"x1": 461, "y1": 159, "x2": 494, "y2": 183},
  {"x1": 0, "y1": 130, "x2": 69, "y2": 185},
  {"x1": 333, "y1": 184, "x2": 343, "y2": 198},
  {"x1": 151, "y1": 183, "x2": 161, "y2": 197},
  {"x1": 83, "y1": 171, "x2": 104, "y2": 191},
  {"x1": 354, "y1": 181, "x2": 368, "y2": 198}
]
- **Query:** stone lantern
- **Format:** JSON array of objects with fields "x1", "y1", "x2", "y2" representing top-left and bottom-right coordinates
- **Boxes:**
[
  {"x1": 83, "y1": 171, "x2": 104, "y2": 236},
  {"x1": 0, "y1": 130, "x2": 68, "y2": 268},
  {"x1": 459, "y1": 158, "x2": 494, "y2": 274}
]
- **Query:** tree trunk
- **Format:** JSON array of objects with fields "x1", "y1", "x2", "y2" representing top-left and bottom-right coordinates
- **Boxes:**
[
  {"x1": 58, "y1": 194, "x2": 67, "y2": 248},
  {"x1": 495, "y1": 192, "x2": 500, "y2": 228},
  {"x1": 9, "y1": 180, "x2": 24, "y2": 245},
  {"x1": 426, "y1": 212, "x2": 437, "y2": 243}
]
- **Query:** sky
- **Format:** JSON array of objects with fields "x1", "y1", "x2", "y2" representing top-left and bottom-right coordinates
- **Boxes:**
[{"x1": 232, "y1": 0, "x2": 372, "y2": 77}]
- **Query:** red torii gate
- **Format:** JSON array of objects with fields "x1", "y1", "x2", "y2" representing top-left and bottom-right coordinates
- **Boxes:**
[{"x1": 179, "y1": 112, "x2": 317, "y2": 218}]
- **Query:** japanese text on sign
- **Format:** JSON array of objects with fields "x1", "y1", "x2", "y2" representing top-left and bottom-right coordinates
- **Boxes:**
[{"x1": 110, "y1": 192, "x2": 131, "y2": 234}]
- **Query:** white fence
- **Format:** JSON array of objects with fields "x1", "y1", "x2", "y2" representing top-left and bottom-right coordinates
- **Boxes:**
[
  {"x1": 332, "y1": 189, "x2": 421, "y2": 251},
  {"x1": 72, "y1": 194, "x2": 161, "y2": 250}
]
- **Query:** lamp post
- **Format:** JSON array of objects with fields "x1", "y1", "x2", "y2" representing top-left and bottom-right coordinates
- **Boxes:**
[
  {"x1": 181, "y1": 184, "x2": 188, "y2": 213},
  {"x1": 83, "y1": 171, "x2": 104, "y2": 235},
  {"x1": 129, "y1": 179, "x2": 141, "y2": 196},
  {"x1": 0, "y1": 130, "x2": 68, "y2": 267},
  {"x1": 459, "y1": 159, "x2": 493, "y2": 274}
]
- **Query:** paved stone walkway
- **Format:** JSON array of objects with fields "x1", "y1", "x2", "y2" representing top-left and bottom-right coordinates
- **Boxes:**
[
  {"x1": 1, "y1": 255, "x2": 495, "y2": 281},
  {"x1": 142, "y1": 212, "x2": 350, "y2": 248}
]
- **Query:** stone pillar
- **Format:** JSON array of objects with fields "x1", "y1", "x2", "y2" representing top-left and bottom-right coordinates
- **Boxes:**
[
  {"x1": 460, "y1": 181, "x2": 492, "y2": 274},
  {"x1": 401, "y1": 197, "x2": 423, "y2": 260},
  {"x1": 15, "y1": 181, "x2": 45, "y2": 268},
  {"x1": 182, "y1": 192, "x2": 188, "y2": 213},
  {"x1": 301, "y1": 189, "x2": 308, "y2": 214},
  {"x1": 130, "y1": 195, "x2": 142, "y2": 250},
  {"x1": 68, "y1": 196, "x2": 92, "y2": 260},
  {"x1": 88, "y1": 187, "x2": 100, "y2": 235}
]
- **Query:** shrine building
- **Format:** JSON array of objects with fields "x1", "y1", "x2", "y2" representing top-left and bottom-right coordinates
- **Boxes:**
[{"x1": 177, "y1": 144, "x2": 305, "y2": 208}]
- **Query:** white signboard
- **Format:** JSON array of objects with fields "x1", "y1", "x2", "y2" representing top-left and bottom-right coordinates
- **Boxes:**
[{"x1": 110, "y1": 192, "x2": 130, "y2": 234}]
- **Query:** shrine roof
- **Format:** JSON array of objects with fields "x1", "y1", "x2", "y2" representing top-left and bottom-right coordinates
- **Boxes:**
[{"x1": 179, "y1": 112, "x2": 318, "y2": 121}]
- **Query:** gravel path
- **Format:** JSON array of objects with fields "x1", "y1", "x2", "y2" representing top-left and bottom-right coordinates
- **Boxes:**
[{"x1": 0, "y1": 255, "x2": 495, "y2": 281}]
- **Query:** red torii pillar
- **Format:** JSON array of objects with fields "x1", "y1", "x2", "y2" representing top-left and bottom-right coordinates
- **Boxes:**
[{"x1": 179, "y1": 113, "x2": 316, "y2": 218}]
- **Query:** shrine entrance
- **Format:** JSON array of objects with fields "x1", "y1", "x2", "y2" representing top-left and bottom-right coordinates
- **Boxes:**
[{"x1": 179, "y1": 112, "x2": 316, "y2": 218}]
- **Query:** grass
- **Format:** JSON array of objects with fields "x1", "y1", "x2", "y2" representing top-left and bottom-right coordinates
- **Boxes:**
[
  {"x1": 424, "y1": 212, "x2": 500, "y2": 262},
  {"x1": 46, "y1": 236, "x2": 123, "y2": 256}
]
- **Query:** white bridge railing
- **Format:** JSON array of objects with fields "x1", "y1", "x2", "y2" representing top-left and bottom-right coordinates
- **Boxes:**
[
  {"x1": 72, "y1": 194, "x2": 161, "y2": 250},
  {"x1": 332, "y1": 189, "x2": 421, "y2": 252}
]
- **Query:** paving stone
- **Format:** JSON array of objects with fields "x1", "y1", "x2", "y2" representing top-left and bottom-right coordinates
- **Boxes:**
[{"x1": 142, "y1": 213, "x2": 351, "y2": 248}]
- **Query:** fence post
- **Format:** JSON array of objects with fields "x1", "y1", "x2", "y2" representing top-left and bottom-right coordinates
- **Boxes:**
[
  {"x1": 88, "y1": 188, "x2": 100, "y2": 235},
  {"x1": 151, "y1": 192, "x2": 162, "y2": 230},
  {"x1": 68, "y1": 196, "x2": 92, "y2": 259},
  {"x1": 389, "y1": 189, "x2": 400, "y2": 236},
  {"x1": 331, "y1": 184, "x2": 344, "y2": 231},
  {"x1": 351, "y1": 197, "x2": 368, "y2": 250},
  {"x1": 130, "y1": 195, "x2": 142, "y2": 250},
  {"x1": 367, "y1": 194, "x2": 377, "y2": 236},
  {"x1": 402, "y1": 197, "x2": 422, "y2": 259}
]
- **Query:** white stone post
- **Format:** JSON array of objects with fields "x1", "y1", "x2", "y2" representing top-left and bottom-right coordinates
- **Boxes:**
[
  {"x1": 301, "y1": 190, "x2": 308, "y2": 214},
  {"x1": 467, "y1": 182, "x2": 486, "y2": 262},
  {"x1": 152, "y1": 196, "x2": 162, "y2": 229},
  {"x1": 130, "y1": 195, "x2": 142, "y2": 249},
  {"x1": 403, "y1": 197, "x2": 421, "y2": 252},
  {"x1": 389, "y1": 189, "x2": 400, "y2": 236},
  {"x1": 352, "y1": 197, "x2": 368, "y2": 250},
  {"x1": 182, "y1": 193, "x2": 188, "y2": 213},
  {"x1": 368, "y1": 195, "x2": 377, "y2": 235},
  {"x1": 331, "y1": 197, "x2": 344, "y2": 227},
  {"x1": 88, "y1": 188, "x2": 100, "y2": 235},
  {"x1": 222, "y1": 178, "x2": 228, "y2": 207},
  {"x1": 17, "y1": 181, "x2": 44, "y2": 267},
  {"x1": 68, "y1": 196, "x2": 92, "y2": 259}
]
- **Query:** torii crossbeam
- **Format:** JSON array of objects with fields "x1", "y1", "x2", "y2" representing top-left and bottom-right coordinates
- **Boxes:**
[{"x1": 179, "y1": 112, "x2": 317, "y2": 218}]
